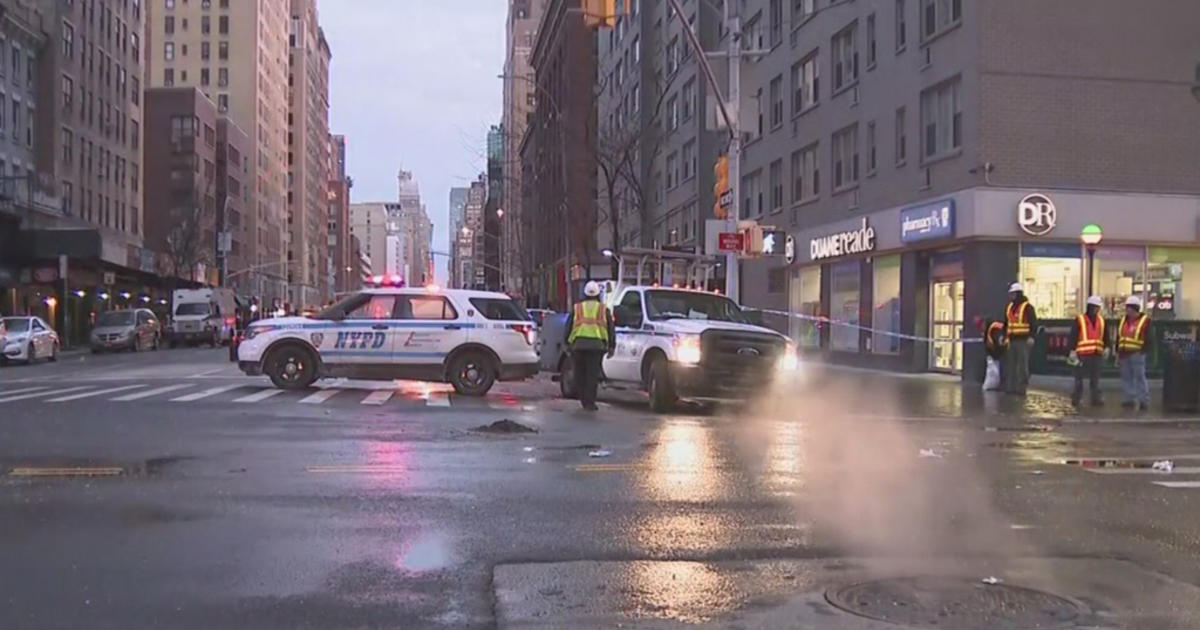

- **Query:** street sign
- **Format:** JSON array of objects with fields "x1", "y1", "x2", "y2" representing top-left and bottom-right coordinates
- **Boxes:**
[
  {"x1": 718, "y1": 189, "x2": 732, "y2": 209},
  {"x1": 761, "y1": 230, "x2": 788, "y2": 256},
  {"x1": 718, "y1": 232, "x2": 744, "y2": 252},
  {"x1": 103, "y1": 271, "x2": 116, "y2": 285}
]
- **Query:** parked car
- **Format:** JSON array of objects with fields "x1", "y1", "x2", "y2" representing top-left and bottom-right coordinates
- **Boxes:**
[
  {"x1": 1, "y1": 316, "x2": 60, "y2": 364},
  {"x1": 90, "y1": 308, "x2": 162, "y2": 353}
]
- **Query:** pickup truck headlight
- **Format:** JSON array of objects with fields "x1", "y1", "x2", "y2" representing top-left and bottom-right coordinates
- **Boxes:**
[
  {"x1": 673, "y1": 334, "x2": 702, "y2": 366},
  {"x1": 776, "y1": 342, "x2": 799, "y2": 371}
]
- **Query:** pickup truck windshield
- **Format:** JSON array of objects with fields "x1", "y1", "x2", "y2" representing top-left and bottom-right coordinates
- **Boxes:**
[{"x1": 645, "y1": 290, "x2": 749, "y2": 324}]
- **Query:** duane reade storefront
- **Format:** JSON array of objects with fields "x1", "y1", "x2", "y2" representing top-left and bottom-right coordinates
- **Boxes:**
[{"x1": 783, "y1": 188, "x2": 1200, "y2": 380}]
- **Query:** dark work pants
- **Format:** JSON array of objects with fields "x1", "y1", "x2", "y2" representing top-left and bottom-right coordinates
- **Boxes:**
[
  {"x1": 574, "y1": 349, "x2": 606, "y2": 409},
  {"x1": 1072, "y1": 354, "x2": 1103, "y2": 405}
]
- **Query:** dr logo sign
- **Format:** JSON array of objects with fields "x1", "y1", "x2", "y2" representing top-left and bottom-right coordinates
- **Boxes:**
[{"x1": 334, "y1": 331, "x2": 387, "y2": 349}]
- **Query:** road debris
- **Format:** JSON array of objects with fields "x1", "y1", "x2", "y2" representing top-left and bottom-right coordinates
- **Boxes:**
[
  {"x1": 918, "y1": 449, "x2": 943, "y2": 459},
  {"x1": 1152, "y1": 460, "x2": 1175, "y2": 473},
  {"x1": 981, "y1": 576, "x2": 1002, "y2": 585},
  {"x1": 588, "y1": 450, "x2": 612, "y2": 458},
  {"x1": 472, "y1": 419, "x2": 538, "y2": 434},
  {"x1": 523, "y1": 446, "x2": 535, "y2": 452}
]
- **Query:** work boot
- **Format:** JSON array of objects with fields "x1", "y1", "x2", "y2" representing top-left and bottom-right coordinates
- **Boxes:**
[{"x1": 1138, "y1": 401, "x2": 1150, "y2": 412}]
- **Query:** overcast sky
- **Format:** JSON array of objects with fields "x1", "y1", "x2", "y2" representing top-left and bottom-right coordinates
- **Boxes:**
[{"x1": 322, "y1": 0, "x2": 507, "y2": 283}]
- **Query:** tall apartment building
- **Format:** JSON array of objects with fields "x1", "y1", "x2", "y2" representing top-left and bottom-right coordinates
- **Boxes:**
[
  {"x1": 327, "y1": 134, "x2": 355, "y2": 293},
  {"x1": 347, "y1": 202, "x2": 387, "y2": 277},
  {"x1": 733, "y1": 0, "x2": 1200, "y2": 380},
  {"x1": 394, "y1": 170, "x2": 432, "y2": 286},
  {"x1": 147, "y1": 0, "x2": 291, "y2": 301},
  {"x1": 456, "y1": 176, "x2": 486, "y2": 289},
  {"x1": 484, "y1": 124, "x2": 503, "y2": 291},
  {"x1": 216, "y1": 115, "x2": 251, "y2": 283},
  {"x1": 286, "y1": 0, "x2": 331, "y2": 306},
  {"x1": 447, "y1": 185, "x2": 468, "y2": 288},
  {"x1": 35, "y1": 0, "x2": 145, "y2": 253},
  {"x1": 525, "y1": 0, "x2": 597, "y2": 308},
  {"x1": 501, "y1": 0, "x2": 545, "y2": 297}
]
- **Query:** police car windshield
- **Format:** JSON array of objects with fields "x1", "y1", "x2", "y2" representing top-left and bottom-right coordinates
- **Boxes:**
[{"x1": 645, "y1": 290, "x2": 749, "y2": 323}]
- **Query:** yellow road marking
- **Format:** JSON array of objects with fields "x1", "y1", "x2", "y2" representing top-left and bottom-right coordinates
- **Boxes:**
[{"x1": 8, "y1": 467, "x2": 124, "y2": 477}]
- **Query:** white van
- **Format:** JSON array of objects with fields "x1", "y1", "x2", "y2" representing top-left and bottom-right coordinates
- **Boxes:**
[{"x1": 169, "y1": 288, "x2": 237, "y2": 347}]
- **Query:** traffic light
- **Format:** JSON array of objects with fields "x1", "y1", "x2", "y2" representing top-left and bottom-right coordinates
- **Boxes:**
[
  {"x1": 761, "y1": 229, "x2": 788, "y2": 256},
  {"x1": 713, "y1": 155, "x2": 730, "y2": 219},
  {"x1": 583, "y1": 0, "x2": 624, "y2": 29}
]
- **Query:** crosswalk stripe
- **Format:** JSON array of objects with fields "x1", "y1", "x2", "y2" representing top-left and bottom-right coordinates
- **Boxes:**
[
  {"x1": 1152, "y1": 481, "x2": 1200, "y2": 489},
  {"x1": 0, "y1": 386, "x2": 49, "y2": 397},
  {"x1": 171, "y1": 384, "x2": 245, "y2": 402},
  {"x1": 111, "y1": 384, "x2": 192, "y2": 401},
  {"x1": 0, "y1": 385, "x2": 94, "y2": 403},
  {"x1": 361, "y1": 390, "x2": 394, "y2": 405},
  {"x1": 299, "y1": 389, "x2": 342, "y2": 404},
  {"x1": 426, "y1": 393, "x2": 450, "y2": 407},
  {"x1": 233, "y1": 388, "x2": 285, "y2": 403},
  {"x1": 46, "y1": 385, "x2": 146, "y2": 402}
]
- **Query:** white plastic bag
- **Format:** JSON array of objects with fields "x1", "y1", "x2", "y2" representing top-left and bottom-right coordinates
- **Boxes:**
[{"x1": 984, "y1": 356, "x2": 1001, "y2": 391}]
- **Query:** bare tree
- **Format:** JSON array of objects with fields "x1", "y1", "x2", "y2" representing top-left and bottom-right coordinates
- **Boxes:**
[{"x1": 162, "y1": 176, "x2": 216, "y2": 284}]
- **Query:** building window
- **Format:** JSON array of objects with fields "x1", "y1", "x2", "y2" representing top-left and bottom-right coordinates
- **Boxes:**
[
  {"x1": 131, "y1": 76, "x2": 139, "y2": 104},
  {"x1": 667, "y1": 94, "x2": 678, "y2": 130},
  {"x1": 10, "y1": 44, "x2": 18, "y2": 78},
  {"x1": 791, "y1": 265, "x2": 821, "y2": 347},
  {"x1": 62, "y1": 22, "x2": 75, "y2": 58},
  {"x1": 666, "y1": 36, "x2": 678, "y2": 74},
  {"x1": 165, "y1": 0, "x2": 175, "y2": 9},
  {"x1": 1020, "y1": 244, "x2": 1081, "y2": 320},
  {"x1": 61, "y1": 75, "x2": 74, "y2": 110},
  {"x1": 200, "y1": 67, "x2": 210, "y2": 86},
  {"x1": 163, "y1": 67, "x2": 174, "y2": 85},
  {"x1": 62, "y1": 181, "x2": 73, "y2": 215},
  {"x1": 131, "y1": 32, "x2": 139, "y2": 60},
  {"x1": 872, "y1": 255, "x2": 901, "y2": 354},
  {"x1": 768, "y1": 159, "x2": 783, "y2": 212},
  {"x1": 866, "y1": 14, "x2": 877, "y2": 68},
  {"x1": 665, "y1": 151, "x2": 677, "y2": 188},
  {"x1": 769, "y1": 74, "x2": 783, "y2": 128},
  {"x1": 790, "y1": 52, "x2": 819, "y2": 114},
  {"x1": 61, "y1": 128, "x2": 74, "y2": 165},
  {"x1": 769, "y1": 0, "x2": 782, "y2": 47},
  {"x1": 201, "y1": 41, "x2": 210, "y2": 59},
  {"x1": 922, "y1": 0, "x2": 961, "y2": 40},
  {"x1": 219, "y1": 15, "x2": 229, "y2": 34},
  {"x1": 218, "y1": 41, "x2": 228, "y2": 60},
  {"x1": 920, "y1": 76, "x2": 961, "y2": 159},
  {"x1": 831, "y1": 261, "x2": 861, "y2": 351},
  {"x1": 832, "y1": 124, "x2": 859, "y2": 190},
  {"x1": 201, "y1": 15, "x2": 210, "y2": 34},
  {"x1": 790, "y1": 142, "x2": 819, "y2": 208},
  {"x1": 681, "y1": 78, "x2": 695, "y2": 120},
  {"x1": 794, "y1": 0, "x2": 815, "y2": 24},
  {"x1": 768, "y1": 266, "x2": 786, "y2": 294},
  {"x1": 681, "y1": 139, "x2": 695, "y2": 181},
  {"x1": 832, "y1": 23, "x2": 858, "y2": 92},
  {"x1": 164, "y1": 15, "x2": 174, "y2": 34},
  {"x1": 131, "y1": 119, "x2": 139, "y2": 149},
  {"x1": 217, "y1": 93, "x2": 228, "y2": 112},
  {"x1": 895, "y1": 0, "x2": 908, "y2": 50},
  {"x1": 218, "y1": 67, "x2": 228, "y2": 87},
  {"x1": 164, "y1": 42, "x2": 174, "y2": 60},
  {"x1": 867, "y1": 120, "x2": 877, "y2": 173},
  {"x1": 742, "y1": 170, "x2": 763, "y2": 217}
]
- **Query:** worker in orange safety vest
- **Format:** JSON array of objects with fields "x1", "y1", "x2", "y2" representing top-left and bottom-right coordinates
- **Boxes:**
[
  {"x1": 1069, "y1": 295, "x2": 1108, "y2": 407},
  {"x1": 1116, "y1": 295, "x2": 1152, "y2": 411}
]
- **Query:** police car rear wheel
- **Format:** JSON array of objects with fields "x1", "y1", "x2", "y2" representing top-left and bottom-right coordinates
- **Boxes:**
[
  {"x1": 449, "y1": 352, "x2": 496, "y2": 396},
  {"x1": 266, "y1": 345, "x2": 317, "y2": 390}
]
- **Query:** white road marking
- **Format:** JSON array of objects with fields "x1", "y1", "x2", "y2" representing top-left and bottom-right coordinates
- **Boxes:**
[
  {"x1": 0, "y1": 386, "x2": 49, "y2": 396},
  {"x1": 46, "y1": 385, "x2": 146, "y2": 402},
  {"x1": 188, "y1": 368, "x2": 227, "y2": 378},
  {"x1": 1084, "y1": 467, "x2": 1200, "y2": 475},
  {"x1": 1152, "y1": 481, "x2": 1200, "y2": 489},
  {"x1": 233, "y1": 388, "x2": 285, "y2": 403},
  {"x1": 111, "y1": 384, "x2": 192, "y2": 401},
  {"x1": 299, "y1": 389, "x2": 342, "y2": 404},
  {"x1": 171, "y1": 384, "x2": 245, "y2": 402},
  {"x1": 361, "y1": 390, "x2": 394, "y2": 405},
  {"x1": 426, "y1": 393, "x2": 451, "y2": 407},
  {"x1": 0, "y1": 386, "x2": 94, "y2": 403}
]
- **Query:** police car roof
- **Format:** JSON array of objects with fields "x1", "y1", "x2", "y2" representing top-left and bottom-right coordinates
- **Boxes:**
[{"x1": 360, "y1": 287, "x2": 513, "y2": 300}]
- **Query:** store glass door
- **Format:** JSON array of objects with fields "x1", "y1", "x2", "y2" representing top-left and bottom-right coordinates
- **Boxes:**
[{"x1": 931, "y1": 279, "x2": 965, "y2": 372}]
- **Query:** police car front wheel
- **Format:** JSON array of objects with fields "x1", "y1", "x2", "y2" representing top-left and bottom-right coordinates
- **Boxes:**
[
  {"x1": 448, "y1": 351, "x2": 496, "y2": 396},
  {"x1": 266, "y1": 344, "x2": 318, "y2": 390}
]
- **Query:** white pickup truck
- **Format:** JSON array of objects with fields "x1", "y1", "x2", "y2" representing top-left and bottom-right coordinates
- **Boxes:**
[{"x1": 544, "y1": 284, "x2": 797, "y2": 412}]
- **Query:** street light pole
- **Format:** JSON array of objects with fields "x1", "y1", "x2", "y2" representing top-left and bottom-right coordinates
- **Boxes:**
[{"x1": 1081, "y1": 224, "x2": 1103, "y2": 300}]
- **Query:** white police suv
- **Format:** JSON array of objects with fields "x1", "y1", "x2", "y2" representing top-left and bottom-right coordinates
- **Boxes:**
[{"x1": 236, "y1": 286, "x2": 539, "y2": 395}]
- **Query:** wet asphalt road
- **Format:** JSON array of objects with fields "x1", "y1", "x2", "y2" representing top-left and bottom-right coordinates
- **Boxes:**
[{"x1": 2, "y1": 350, "x2": 1200, "y2": 628}]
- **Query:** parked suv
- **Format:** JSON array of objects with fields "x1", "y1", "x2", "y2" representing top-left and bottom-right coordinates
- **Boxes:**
[{"x1": 90, "y1": 308, "x2": 162, "y2": 353}]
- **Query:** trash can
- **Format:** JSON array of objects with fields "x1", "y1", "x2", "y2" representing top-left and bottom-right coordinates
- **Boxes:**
[{"x1": 1161, "y1": 339, "x2": 1200, "y2": 412}]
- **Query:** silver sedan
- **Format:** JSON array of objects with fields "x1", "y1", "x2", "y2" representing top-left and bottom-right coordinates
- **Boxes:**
[{"x1": 1, "y1": 316, "x2": 60, "y2": 364}]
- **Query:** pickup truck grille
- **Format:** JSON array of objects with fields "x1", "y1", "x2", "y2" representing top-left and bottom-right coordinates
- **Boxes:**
[{"x1": 700, "y1": 330, "x2": 785, "y2": 385}]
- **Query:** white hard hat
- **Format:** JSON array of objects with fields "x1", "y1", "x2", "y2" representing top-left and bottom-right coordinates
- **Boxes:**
[
  {"x1": 1086, "y1": 295, "x2": 1103, "y2": 308},
  {"x1": 584, "y1": 281, "x2": 602, "y2": 297},
  {"x1": 1008, "y1": 282, "x2": 1023, "y2": 293},
  {"x1": 1125, "y1": 295, "x2": 1143, "y2": 308}
]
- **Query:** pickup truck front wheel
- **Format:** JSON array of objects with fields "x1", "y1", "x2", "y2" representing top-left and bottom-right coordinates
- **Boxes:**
[{"x1": 647, "y1": 358, "x2": 677, "y2": 413}]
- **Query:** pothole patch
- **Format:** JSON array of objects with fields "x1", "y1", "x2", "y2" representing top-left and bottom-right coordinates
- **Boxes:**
[{"x1": 825, "y1": 576, "x2": 1082, "y2": 629}]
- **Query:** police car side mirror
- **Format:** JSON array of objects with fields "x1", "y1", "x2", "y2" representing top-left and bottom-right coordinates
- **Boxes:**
[{"x1": 615, "y1": 306, "x2": 641, "y2": 328}]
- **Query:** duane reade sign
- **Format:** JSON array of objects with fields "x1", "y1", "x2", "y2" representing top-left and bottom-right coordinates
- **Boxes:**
[
  {"x1": 1018, "y1": 193, "x2": 1057, "y2": 236},
  {"x1": 810, "y1": 218, "x2": 877, "y2": 261}
]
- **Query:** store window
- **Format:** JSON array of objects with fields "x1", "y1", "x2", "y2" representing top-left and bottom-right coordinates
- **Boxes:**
[
  {"x1": 871, "y1": 255, "x2": 901, "y2": 354},
  {"x1": 830, "y1": 261, "x2": 861, "y2": 352},
  {"x1": 1092, "y1": 246, "x2": 1145, "y2": 314},
  {"x1": 1147, "y1": 247, "x2": 1200, "y2": 320},
  {"x1": 1020, "y1": 243, "x2": 1081, "y2": 319},
  {"x1": 790, "y1": 265, "x2": 821, "y2": 348}
]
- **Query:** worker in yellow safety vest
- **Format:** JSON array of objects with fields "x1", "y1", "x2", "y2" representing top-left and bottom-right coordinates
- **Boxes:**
[
  {"x1": 564, "y1": 281, "x2": 616, "y2": 410},
  {"x1": 1003, "y1": 282, "x2": 1038, "y2": 395},
  {"x1": 1069, "y1": 295, "x2": 1108, "y2": 407},
  {"x1": 1117, "y1": 295, "x2": 1152, "y2": 411}
]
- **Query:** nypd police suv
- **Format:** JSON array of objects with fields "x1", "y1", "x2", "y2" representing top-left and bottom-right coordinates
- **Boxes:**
[{"x1": 236, "y1": 285, "x2": 539, "y2": 395}]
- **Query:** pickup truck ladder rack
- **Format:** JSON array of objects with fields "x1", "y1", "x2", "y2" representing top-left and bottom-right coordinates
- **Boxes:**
[{"x1": 615, "y1": 247, "x2": 722, "y2": 289}]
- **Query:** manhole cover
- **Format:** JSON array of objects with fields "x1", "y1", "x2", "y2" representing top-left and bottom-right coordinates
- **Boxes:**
[{"x1": 826, "y1": 576, "x2": 1082, "y2": 629}]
